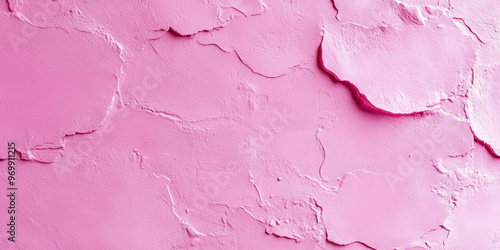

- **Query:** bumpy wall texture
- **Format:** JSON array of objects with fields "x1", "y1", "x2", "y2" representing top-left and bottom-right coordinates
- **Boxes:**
[{"x1": 1, "y1": 0, "x2": 500, "y2": 249}]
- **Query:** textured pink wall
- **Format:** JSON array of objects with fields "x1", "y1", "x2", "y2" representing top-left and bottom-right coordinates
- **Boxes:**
[{"x1": 1, "y1": 0, "x2": 500, "y2": 249}]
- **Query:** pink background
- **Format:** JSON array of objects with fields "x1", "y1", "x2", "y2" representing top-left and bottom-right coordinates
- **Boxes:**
[{"x1": 1, "y1": 0, "x2": 500, "y2": 249}]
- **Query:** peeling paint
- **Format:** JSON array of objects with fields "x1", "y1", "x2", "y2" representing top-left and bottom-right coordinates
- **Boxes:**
[{"x1": 1, "y1": 0, "x2": 499, "y2": 249}]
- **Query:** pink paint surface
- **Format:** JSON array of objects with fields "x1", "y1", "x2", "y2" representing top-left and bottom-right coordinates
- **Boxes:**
[{"x1": 1, "y1": 0, "x2": 500, "y2": 249}]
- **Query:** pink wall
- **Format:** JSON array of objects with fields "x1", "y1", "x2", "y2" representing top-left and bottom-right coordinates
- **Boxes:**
[{"x1": 1, "y1": 0, "x2": 500, "y2": 249}]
